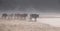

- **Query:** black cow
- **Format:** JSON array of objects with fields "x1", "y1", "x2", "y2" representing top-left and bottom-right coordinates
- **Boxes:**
[
  {"x1": 2, "y1": 13, "x2": 8, "y2": 19},
  {"x1": 30, "y1": 14, "x2": 39, "y2": 22}
]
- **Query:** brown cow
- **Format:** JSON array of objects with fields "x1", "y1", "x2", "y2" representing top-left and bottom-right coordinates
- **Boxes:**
[{"x1": 15, "y1": 13, "x2": 28, "y2": 20}]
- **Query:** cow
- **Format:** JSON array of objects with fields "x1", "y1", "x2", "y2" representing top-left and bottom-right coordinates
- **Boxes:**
[
  {"x1": 15, "y1": 13, "x2": 28, "y2": 20},
  {"x1": 20, "y1": 14, "x2": 28, "y2": 20},
  {"x1": 2, "y1": 13, "x2": 8, "y2": 19},
  {"x1": 29, "y1": 14, "x2": 39, "y2": 22},
  {"x1": 14, "y1": 14, "x2": 21, "y2": 19},
  {"x1": 7, "y1": 14, "x2": 14, "y2": 19}
]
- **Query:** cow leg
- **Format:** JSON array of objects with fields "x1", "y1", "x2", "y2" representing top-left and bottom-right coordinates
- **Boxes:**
[
  {"x1": 23, "y1": 17, "x2": 26, "y2": 20},
  {"x1": 34, "y1": 18, "x2": 37, "y2": 22},
  {"x1": 3, "y1": 17, "x2": 6, "y2": 19},
  {"x1": 29, "y1": 17, "x2": 32, "y2": 22},
  {"x1": 20, "y1": 17, "x2": 23, "y2": 20}
]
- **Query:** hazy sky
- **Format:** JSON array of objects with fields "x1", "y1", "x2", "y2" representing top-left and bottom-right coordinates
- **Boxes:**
[{"x1": 0, "y1": 0, "x2": 60, "y2": 14}]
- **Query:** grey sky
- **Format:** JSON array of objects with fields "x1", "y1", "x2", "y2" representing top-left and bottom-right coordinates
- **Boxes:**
[{"x1": 0, "y1": 0, "x2": 60, "y2": 14}]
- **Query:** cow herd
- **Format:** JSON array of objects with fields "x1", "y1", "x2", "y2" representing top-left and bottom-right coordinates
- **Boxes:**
[{"x1": 1, "y1": 13, "x2": 39, "y2": 22}]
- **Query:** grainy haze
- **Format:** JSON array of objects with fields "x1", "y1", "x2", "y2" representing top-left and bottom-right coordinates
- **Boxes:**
[
  {"x1": 0, "y1": 0, "x2": 60, "y2": 15},
  {"x1": 0, "y1": 0, "x2": 60, "y2": 27}
]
